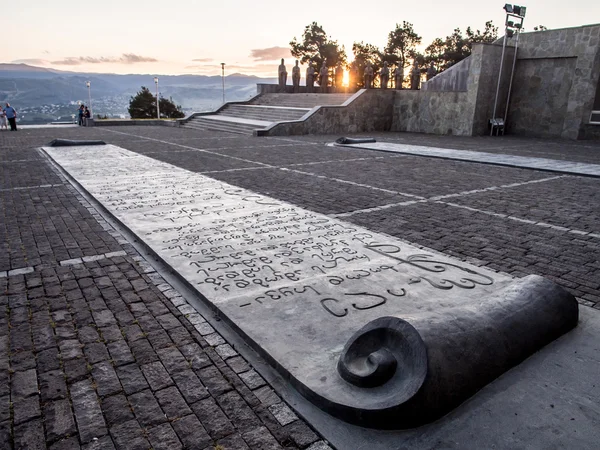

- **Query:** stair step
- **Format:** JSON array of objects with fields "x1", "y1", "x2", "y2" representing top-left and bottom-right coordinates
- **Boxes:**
[{"x1": 184, "y1": 116, "x2": 271, "y2": 135}]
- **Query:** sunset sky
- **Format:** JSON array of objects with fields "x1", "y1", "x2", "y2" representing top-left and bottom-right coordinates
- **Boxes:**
[{"x1": 5, "y1": 0, "x2": 599, "y2": 77}]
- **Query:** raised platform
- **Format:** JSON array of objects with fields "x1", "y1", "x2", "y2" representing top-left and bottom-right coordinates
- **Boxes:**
[{"x1": 43, "y1": 143, "x2": 578, "y2": 430}]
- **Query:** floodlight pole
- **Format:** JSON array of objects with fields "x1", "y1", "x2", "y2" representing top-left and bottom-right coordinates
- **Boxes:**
[
  {"x1": 504, "y1": 26, "x2": 522, "y2": 125},
  {"x1": 85, "y1": 81, "x2": 93, "y2": 118},
  {"x1": 221, "y1": 63, "x2": 226, "y2": 104},
  {"x1": 154, "y1": 77, "x2": 160, "y2": 119},
  {"x1": 491, "y1": 33, "x2": 508, "y2": 136}
]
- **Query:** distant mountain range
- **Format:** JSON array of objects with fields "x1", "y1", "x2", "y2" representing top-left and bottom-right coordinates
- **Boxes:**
[{"x1": 0, "y1": 63, "x2": 276, "y2": 112}]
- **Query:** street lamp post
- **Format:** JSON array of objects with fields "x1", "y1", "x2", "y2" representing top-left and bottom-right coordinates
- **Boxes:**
[
  {"x1": 154, "y1": 77, "x2": 160, "y2": 119},
  {"x1": 85, "y1": 81, "x2": 93, "y2": 118},
  {"x1": 221, "y1": 63, "x2": 226, "y2": 104}
]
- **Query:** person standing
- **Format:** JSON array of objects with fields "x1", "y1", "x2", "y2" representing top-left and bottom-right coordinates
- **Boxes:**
[
  {"x1": 0, "y1": 106, "x2": 7, "y2": 131},
  {"x1": 4, "y1": 103, "x2": 17, "y2": 131},
  {"x1": 78, "y1": 105, "x2": 85, "y2": 126}
]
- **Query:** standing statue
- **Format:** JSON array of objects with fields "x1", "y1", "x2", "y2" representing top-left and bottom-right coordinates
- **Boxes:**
[
  {"x1": 319, "y1": 59, "x2": 329, "y2": 93},
  {"x1": 379, "y1": 61, "x2": 390, "y2": 89},
  {"x1": 426, "y1": 62, "x2": 437, "y2": 81},
  {"x1": 306, "y1": 63, "x2": 315, "y2": 93},
  {"x1": 292, "y1": 60, "x2": 301, "y2": 93},
  {"x1": 410, "y1": 62, "x2": 421, "y2": 90},
  {"x1": 393, "y1": 65, "x2": 403, "y2": 90},
  {"x1": 278, "y1": 58, "x2": 287, "y2": 92},
  {"x1": 335, "y1": 62, "x2": 344, "y2": 90},
  {"x1": 364, "y1": 62, "x2": 374, "y2": 89}
]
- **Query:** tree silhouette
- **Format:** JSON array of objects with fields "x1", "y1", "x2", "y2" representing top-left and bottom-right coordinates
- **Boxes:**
[
  {"x1": 128, "y1": 87, "x2": 184, "y2": 119},
  {"x1": 350, "y1": 42, "x2": 382, "y2": 88},
  {"x1": 384, "y1": 22, "x2": 422, "y2": 73},
  {"x1": 290, "y1": 22, "x2": 347, "y2": 84}
]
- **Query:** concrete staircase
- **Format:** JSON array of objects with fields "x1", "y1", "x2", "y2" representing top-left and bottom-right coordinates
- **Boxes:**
[{"x1": 181, "y1": 93, "x2": 354, "y2": 135}]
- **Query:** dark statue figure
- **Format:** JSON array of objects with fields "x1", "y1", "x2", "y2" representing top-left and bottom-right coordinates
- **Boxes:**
[
  {"x1": 364, "y1": 62, "x2": 374, "y2": 89},
  {"x1": 426, "y1": 62, "x2": 437, "y2": 81},
  {"x1": 380, "y1": 61, "x2": 390, "y2": 89},
  {"x1": 278, "y1": 58, "x2": 287, "y2": 92},
  {"x1": 393, "y1": 65, "x2": 403, "y2": 90},
  {"x1": 306, "y1": 64, "x2": 315, "y2": 93},
  {"x1": 319, "y1": 59, "x2": 329, "y2": 93},
  {"x1": 335, "y1": 62, "x2": 344, "y2": 89},
  {"x1": 292, "y1": 60, "x2": 301, "y2": 93},
  {"x1": 410, "y1": 62, "x2": 421, "y2": 90}
]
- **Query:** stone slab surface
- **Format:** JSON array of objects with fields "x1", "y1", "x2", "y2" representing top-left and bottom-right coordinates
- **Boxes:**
[
  {"x1": 202, "y1": 115, "x2": 272, "y2": 126},
  {"x1": 43, "y1": 143, "x2": 574, "y2": 427},
  {"x1": 335, "y1": 141, "x2": 600, "y2": 177}
]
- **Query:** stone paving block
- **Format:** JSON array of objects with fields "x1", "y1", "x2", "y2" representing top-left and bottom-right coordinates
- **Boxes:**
[
  {"x1": 180, "y1": 343, "x2": 212, "y2": 371},
  {"x1": 147, "y1": 423, "x2": 183, "y2": 450},
  {"x1": 63, "y1": 358, "x2": 89, "y2": 384},
  {"x1": 238, "y1": 369, "x2": 267, "y2": 390},
  {"x1": 12, "y1": 368, "x2": 39, "y2": 399},
  {"x1": 115, "y1": 363, "x2": 149, "y2": 395},
  {"x1": 141, "y1": 361, "x2": 173, "y2": 391},
  {"x1": 107, "y1": 340, "x2": 135, "y2": 367},
  {"x1": 13, "y1": 395, "x2": 42, "y2": 425},
  {"x1": 146, "y1": 329, "x2": 173, "y2": 349},
  {"x1": 268, "y1": 402, "x2": 299, "y2": 427},
  {"x1": 253, "y1": 386, "x2": 281, "y2": 408},
  {"x1": 171, "y1": 414, "x2": 212, "y2": 450},
  {"x1": 217, "y1": 391, "x2": 261, "y2": 434},
  {"x1": 172, "y1": 370, "x2": 209, "y2": 404},
  {"x1": 58, "y1": 339, "x2": 83, "y2": 360},
  {"x1": 36, "y1": 346, "x2": 61, "y2": 373},
  {"x1": 203, "y1": 332, "x2": 226, "y2": 347},
  {"x1": 130, "y1": 338, "x2": 159, "y2": 364},
  {"x1": 44, "y1": 398, "x2": 77, "y2": 442},
  {"x1": 92, "y1": 310, "x2": 117, "y2": 327},
  {"x1": 92, "y1": 361, "x2": 122, "y2": 397},
  {"x1": 242, "y1": 426, "x2": 283, "y2": 450},
  {"x1": 224, "y1": 355, "x2": 250, "y2": 375},
  {"x1": 155, "y1": 386, "x2": 192, "y2": 419},
  {"x1": 146, "y1": 301, "x2": 170, "y2": 317},
  {"x1": 191, "y1": 397, "x2": 235, "y2": 440},
  {"x1": 80, "y1": 435, "x2": 115, "y2": 450},
  {"x1": 218, "y1": 432, "x2": 251, "y2": 450},
  {"x1": 109, "y1": 419, "x2": 150, "y2": 450},
  {"x1": 99, "y1": 324, "x2": 123, "y2": 343},
  {"x1": 155, "y1": 313, "x2": 182, "y2": 331},
  {"x1": 70, "y1": 379, "x2": 108, "y2": 444},
  {"x1": 306, "y1": 441, "x2": 334, "y2": 450},
  {"x1": 84, "y1": 342, "x2": 110, "y2": 364},
  {"x1": 14, "y1": 418, "x2": 46, "y2": 450},
  {"x1": 101, "y1": 394, "x2": 135, "y2": 428},
  {"x1": 283, "y1": 420, "x2": 319, "y2": 448},
  {"x1": 39, "y1": 369, "x2": 68, "y2": 402},
  {"x1": 11, "y1": 350, "x2": 37, "y2": 371},
  {"x1": 122, "y1": 324, "x2": 145, "y2": 343},
  {"x1": 49, "y1": 436, "x2": 82, "y2": 450},
  {"x1": 168, "y1": 326, "x2": 195, "y2": 346},
  {"x1": 156, "y1": 347, "x2": 189, "y2": 374},
  {"x1": 128, "y1": 389, "x2": 167, "y2": 427},
  {"x1": 0, "y1": 395, "x2": 9, "y2": 423},
  {"x1": 196, "y1": 365, "x2": 232, "y2": 397},
  {"x1": 215, "y1": 343, "x2": 238, "y2": 360},
  {"x1": 0, "y1": 421, "x2": 10, "y2": 449}
]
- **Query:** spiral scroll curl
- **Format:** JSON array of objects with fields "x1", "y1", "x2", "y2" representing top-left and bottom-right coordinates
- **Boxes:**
[{"x1": 337, "y1": 316, "x2": 428, "y2": 400}]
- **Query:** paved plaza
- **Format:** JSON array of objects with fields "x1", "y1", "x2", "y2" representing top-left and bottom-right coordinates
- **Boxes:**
[{"x1": 1, "y1": 125, "x2": 600, "y2": 449}]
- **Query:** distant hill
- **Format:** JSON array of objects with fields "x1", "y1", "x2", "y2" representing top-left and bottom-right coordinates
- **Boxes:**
[{"x1": 0, "y1": 63, "x2": 276, "y2": 111}]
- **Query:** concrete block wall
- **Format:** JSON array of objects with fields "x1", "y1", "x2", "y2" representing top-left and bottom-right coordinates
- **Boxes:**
[{"x1": 257, "y1": 89, "x2": 394, "y2": 136}]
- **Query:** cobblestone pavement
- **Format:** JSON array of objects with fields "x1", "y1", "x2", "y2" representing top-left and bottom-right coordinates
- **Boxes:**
[
  {"x1": 2, "y1": 125, "x2": 600, "y2": 449},
  {"x1": 1, "y1": 127, "x2": 330, "y2": 449}
]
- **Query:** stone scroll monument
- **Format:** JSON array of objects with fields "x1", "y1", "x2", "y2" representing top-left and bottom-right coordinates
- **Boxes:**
[
  {"x1": 278, "y1": 58, "x2": 287, "y2": 92},
  {"x1": 44, "y1": 143, "x2": 579, "y2": 430}
]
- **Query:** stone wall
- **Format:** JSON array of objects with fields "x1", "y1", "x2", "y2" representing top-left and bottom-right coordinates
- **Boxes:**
[
  {"x1": 391, "y1": 43, "x2": 515, "y2": 136},
  {"x1": 508, "y1": 25, "x2": 600, "y2": 139},
  {"x1": 256, "y1": 90, "x2": 394, "y2": 136},
  {"x1": 422, "y1": 56, "x2": 471, "y2": 92}
]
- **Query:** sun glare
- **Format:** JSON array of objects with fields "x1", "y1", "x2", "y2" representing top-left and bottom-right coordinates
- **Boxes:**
[{"x1": 342, "y1": 69, "x2": 350, "y2": 87}]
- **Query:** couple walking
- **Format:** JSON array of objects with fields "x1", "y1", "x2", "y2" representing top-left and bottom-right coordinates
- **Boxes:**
[{"x1": 0, "y1": 103, "x2": 17, "y2": 131}]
